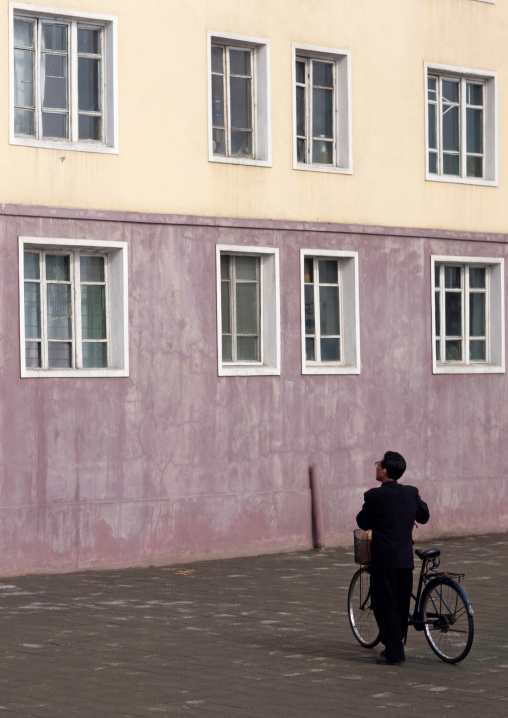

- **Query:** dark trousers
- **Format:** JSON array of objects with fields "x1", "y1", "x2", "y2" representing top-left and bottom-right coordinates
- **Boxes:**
[{"x1": 370, "y1": 567, "x2": 412, "y2": 663}]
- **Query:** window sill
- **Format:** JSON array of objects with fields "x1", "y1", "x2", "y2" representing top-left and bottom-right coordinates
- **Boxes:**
[
  {"x1": 426, "y1": 173, "x2": 497, "y2": 188},
  {"x1": 21, "y1": 368, "x2": 129, "y2": 379},
  {"x1": 303, "y1": 363, "x2": 360, "y2": 375},
  {"x1": 294, "y1": 162, "x2": 352, "y2": 175},
  {"x1": 219, "y1": 363, "x2": 280, "y2": 377},
  {"x1": 11, "y1": 136, "x2": 119, "y2": 155},
  {"x1": 433, "y1": 363, "x2": 504, "y2": 375},
  {"x1": 209, "y1": 155, "x2": 271, "y2": 168}
]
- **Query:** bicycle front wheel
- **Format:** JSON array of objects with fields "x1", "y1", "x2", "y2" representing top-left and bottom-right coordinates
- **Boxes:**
[
  {"x1": 348, "y1": 567, "x2": 380, "y2": 648},
  {"x1": 422, "y1": 577, "x2": 474, "y2": 663}
]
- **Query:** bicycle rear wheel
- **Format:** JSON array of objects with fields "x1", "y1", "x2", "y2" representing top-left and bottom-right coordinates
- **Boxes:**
[
  {"x1": 422, "y1": 577, "x2": 474, "y2": 663},
  {"x1": 348, "y1": 567, "x2": 380, "y2": 648}
]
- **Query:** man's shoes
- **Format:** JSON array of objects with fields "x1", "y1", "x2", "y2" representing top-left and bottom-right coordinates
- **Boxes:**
[{"x1": 375, "y1": 650, "x2": 405, "y2": 666}]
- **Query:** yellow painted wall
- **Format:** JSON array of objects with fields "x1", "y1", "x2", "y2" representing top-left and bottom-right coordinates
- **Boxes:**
[{"x1": 1, "y1": 0, "x2": 507, "y2": 232}]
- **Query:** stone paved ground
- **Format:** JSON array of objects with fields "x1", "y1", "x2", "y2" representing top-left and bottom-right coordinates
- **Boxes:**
[{"x1": 0, "y1": 533, "x2": 506, "y2": 717}]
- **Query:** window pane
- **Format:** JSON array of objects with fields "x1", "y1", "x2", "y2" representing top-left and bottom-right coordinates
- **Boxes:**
[
  {"x1": 428, "y1": 103, "x2": 437, "y2": 150},
  {"x1": 231, "y1": 130, "x2": 252, "y2": 157},
  {"x1": 212, "y1": 74, "x2": 225, "y2": 126},
  {"x1": 80, "y1": 255, "x2": 104, "y2": 282},
  {"x1": 469, "y1": 267, "x2": 485, "y2": 289},
  {"x1": 296, "y1": 60, "x2": 305, "y2": 85},
  {"x1": 78, "y1": 57, "x2": 101, "y2": 112},
  {"x1": 221, "y1": 281, "x2": 231, "y2": 333},
  {"x1": 220, "y1": 255, "x2": 230, "y2": 279},
  {"x1": 305, "y1": 284, "x2": 315, "y2": 334},
  {"x1": 81, "y1": 285, "x2": 106, "y2": 340},
  {"x1": 46, "y1": 255, "x2": 70, "y2": 281},
  {"x1": 435, "y1": 338, "x2": 441, "y2": 363},
  {"x1": 296, "y1": 85, "x2": 306, "y2": 137},
  {"x1": 236, "y1": 256, "x2": 258, "y2": 281},
  {"x1": 434, "y1": 265, "x2": 440, "y2": 288},
  {"x1": 14, "y1": 48, "x2": 34, "y2": 106},
  {"x1": 297, "y1": 138, "x2": 306, "y2": 163},
  {"x1": 443, "y1": 153, "x2": 459, "y2": 176},
  {"x1": 320, "y1": 286, "x2": 340, "y2": 336},
  {"x1": 444, "y1": 266, "x2": 461, "y2": 289},
  {"x1": 304, "y1": 258, "x2": 313, "y2": 283},
  {"x1": 222, "y1": 335, "x2": 232, "y2": 362},
  {"x1": 230, "y1": 77, "x2": 252, "y2": 129},
  {"x1": 469, "y1": 293, "x2": 485, "y2": 337},
  {"x1": 42, "y1": 112, "x2": 68, "y2": 139},
  {"x1": 237, "y1": 336, "x2": 258, "y2": 361},
  {"x1": 312, "y1": 140, "x2": 333, "y2": 164},
  {"x1": 313, "y1": 61, "x2": 333, "y2": 88},
  {"x1": 312, "y1": 88, "x2": 333, "y2": 138},
  {"x1": 236, "y1": 283, "x2": 258, "y2": 335},
  {"x1": 320, "y1": 337, "x2": 340, "y2": 362},
  {"x1": 428, "y1": 151, "x2": 437, "y2": 174},
  {"x1": 14, "y1": 19, "x2": 34, "y2": 48},
  {"x1": 25, "y1": 341, "x2": 41, "y2": 368},
  {"x1": 306, "y1": 337, "x2": 315, "y2": 361},
  {"x1": 47, "y1": 284, "x2": 72, "y2": 340},
  {"x1": 466, "y1": 156, "x2": 483, "y2": 178},
  {"x1": 427, "y1": 76, "x2": 437, "y2": 101},
  {"x1": 466, "y1": 108, "x2": 483, "y2": 154},
  {"x1": 213, "y1": 128, "x2": 226, "y2": 156},
  {"x1": 82, "y1": 342, "x2": 107, "y2": 368},
  {"x1": 48, "y1": 341, "x2": 72, "y2": 368},
  {"x1": 42, "y1": 24, "x2": 67, "y2": 52},
  {"x1": 79, "y1": 115, "x2": 101, "y2": 141},
  {"x1": 434, "y1": 291, "x2": 440, "y2": 336},
  {"x1": 24, "y1": 282, "x2": 41, "y2": 338},
  {"x1": 229, "y1": 49, "x2": 250, "y2": 76},
  {"x1": 445, "y1": 339, "x2": 462, "y2": 361},
  {"x1": 42, "y1": 55, "x2": 68, "y2": 109},
  {"x1": 469, "y1": 339, "x2": 486, "y2": 362},
  {"x1": 24, "y1": 252, "x2": 40, "y2": 280},
  {"x1": 467, "y1": 83, "x2": 483, "y2": 106},
  {"x1": 14, "y1": 108, "x2": 35, "y2": 136},
  {"x1": 442, "y1": 105, "x2": 459, "y2": 152},
  {"x1": 445, "y1": 292, "x2": 462, "y2": 336},
  {"x1": 318, "y1": 260, "x2": 338, "y2": 284},
  {"x1": 211, "y1": 46, "x2": 223, "y2": 74},
  {"x1": 78, "y1": 28, "x2": 101, "y2": 55},
  {"x1": 442, "y1": 80, "x2": 459, "y2": 104}
]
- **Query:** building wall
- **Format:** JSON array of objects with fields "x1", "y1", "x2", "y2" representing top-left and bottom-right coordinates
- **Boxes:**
[
  {"x1": 1, "y1": 205, "x2": 507, "y2": 575},
  {"x1": 1, "y1": 0, "x2": 508, "y2": 232}
]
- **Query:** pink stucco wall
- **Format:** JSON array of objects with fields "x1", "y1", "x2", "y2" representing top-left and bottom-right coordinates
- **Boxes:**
[{"x1": 0, "y1": 205, "x2": 507, "y2": 576}]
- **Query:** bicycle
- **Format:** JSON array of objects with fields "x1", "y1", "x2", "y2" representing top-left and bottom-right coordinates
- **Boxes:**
[{"x1": 347, "y1": 547, "x2": 474, "y2": 663}]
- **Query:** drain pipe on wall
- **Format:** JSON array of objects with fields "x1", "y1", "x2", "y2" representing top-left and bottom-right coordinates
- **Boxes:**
[{"x1": 309, "y1": 464, "x2": 325, "y2": 550}]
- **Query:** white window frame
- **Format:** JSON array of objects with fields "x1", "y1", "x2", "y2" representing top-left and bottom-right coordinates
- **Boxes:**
[
  {"x1": 424, "y1": 62, "x2": 497, "y2": 186},
  {"x1": 19, "y1": 237, "x2": 128, "y2": 378},
  {"x1": 431, "y1": 255, "x2": 504, "y2": 375},
  {"x1": 207, "y1": 31, "x2": 271, "y2": 167},
  {"x1": 216, "y1": 245, "x2": 280, "y2": 376},
  {"x1": 9, "y1": 2, "x2": 119, "y2": 154},
  {"x1": 292, "y1": 44, "x2": 352, "y2": 174},
  {"x1": 472, "y1": 1, "x2": 494, "y2": 4},
  {"x1": 300, "y1": 249, "x2": 360, "y2": 375}
]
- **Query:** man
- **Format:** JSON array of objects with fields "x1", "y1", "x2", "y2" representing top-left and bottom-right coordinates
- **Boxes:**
[{"x1": 356, "y1": 451, "x2": 429, "y2": 665}]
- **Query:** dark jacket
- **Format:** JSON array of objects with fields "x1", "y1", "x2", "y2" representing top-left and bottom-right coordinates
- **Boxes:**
[{"x1": 356, "y1": 481, "x2": 430, "y2": 569}]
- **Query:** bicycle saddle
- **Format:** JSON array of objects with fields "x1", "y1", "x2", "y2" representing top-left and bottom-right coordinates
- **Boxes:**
[{"x1": 415, "y1": 548, "x2": 441, "y2": 560}]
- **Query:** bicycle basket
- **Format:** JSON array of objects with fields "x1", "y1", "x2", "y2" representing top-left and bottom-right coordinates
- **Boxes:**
[{"x1": 354, "y1": 529, "x2": 372, "y2": 565}]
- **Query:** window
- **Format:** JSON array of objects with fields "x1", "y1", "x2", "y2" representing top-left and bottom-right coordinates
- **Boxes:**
[
  {"x1": 216, "y1": 245, "x2": 280, "y2": 376},
  {"x1": 10, "y1": 3, "x2": 118, "y2": 153},
  {"x1": 293, "y1": 44, "x2": 352, "y2": 173},
  {"x1": 425, "y1": 63, "x2": 497, "y2": 185},
  {"x1": 301, "y1": 250, "x2": 360, "y2": 375},
  {"x1": 208, "y1": 32, "x2": 271, "y2": 166},
  {"x1": 19, "y1": 237, "x2": 128, "y2": 377},
  {"x1": 432, "y1": 256, "x2": 504, "y2": 374}
]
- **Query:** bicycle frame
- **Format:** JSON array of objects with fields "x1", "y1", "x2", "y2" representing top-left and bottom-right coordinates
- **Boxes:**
[{"x1": 408, "y1": 552, "x2": 466, "y2": 630}]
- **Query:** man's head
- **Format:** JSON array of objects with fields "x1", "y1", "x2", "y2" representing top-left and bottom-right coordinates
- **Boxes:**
[{"x1": 376, "y1": 451, "x2": 406, "y2": 481}]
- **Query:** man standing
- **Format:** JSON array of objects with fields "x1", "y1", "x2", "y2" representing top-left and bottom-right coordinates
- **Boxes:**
[{"x1": 356, "y1": 451, "x2": 429, "y2": 665}]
